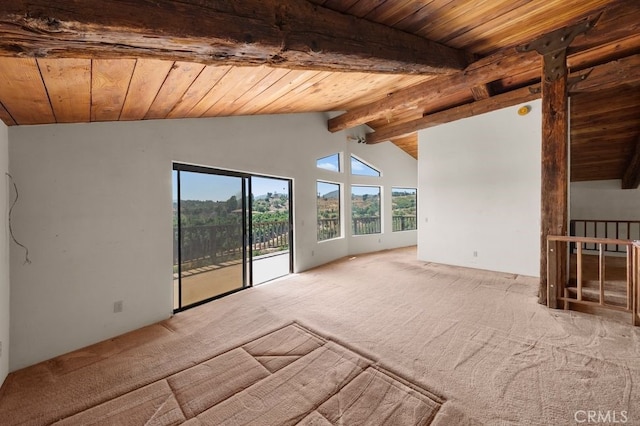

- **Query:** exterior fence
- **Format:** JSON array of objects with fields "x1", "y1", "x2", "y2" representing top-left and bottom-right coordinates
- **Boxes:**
[
  {"x1": 176, "y1": 215, "x2": 418, "y2": 269},
  {"x1": 392, "y1": 215, "x2": 417, "y2": 232},
  {"x1": 352, "y1": 216, "x2": 381, "y2": 235},
  {"x1": 318, "y1": 215, "x2": 416, "y2": 240},
  {"x1": 318, "y1": 218, "x2": 340, "y2": 241},
  {"x1": 174, "y1": 220, "x2": 290, "y2": 270}
]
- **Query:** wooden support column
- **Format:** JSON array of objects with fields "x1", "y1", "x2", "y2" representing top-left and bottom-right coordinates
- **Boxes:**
[
  {"x1": 622, "y1": 135, "x2": 640, "y2": 190},
  {"x1": 540, "y1": 71, "x2": 568, "y2": 308},
  {"x1": 518, "y1": 17, "x2": 598, "y2": 307}
]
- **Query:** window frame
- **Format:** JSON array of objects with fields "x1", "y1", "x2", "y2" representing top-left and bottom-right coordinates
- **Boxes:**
[
  {"x1": 316, "y1": 153, "x2": 342, "y2": 173},
  {"x1": 316, "y1": 180, "x2": 342, "y2": 241},
  {"x1": 391, "y1": 187, "x2": 418, "y2": 232},
  {"x1": 350, "y1": 154, "x2": 381, "y2": 177},
  {"x1": 351, "y1": 184, "x2": 382, "y2": 236}
]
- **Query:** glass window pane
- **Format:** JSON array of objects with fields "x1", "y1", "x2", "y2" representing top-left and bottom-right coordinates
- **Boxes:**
[
  {"x1": 351, "y1": 186, "x2": 381, "y2": 235},
  {"x1": 317, "y1": 154, "x2": 340, "y2": 172},
  {"x1": 178, "y1": 171, "x2": 245, "y2": 308},
  {"x1": 350, "y1": 155, "x2": 380, "y2": 177},
  {"x1": 251, "y1": 176, "x2": 291, "y2": 284},
  {"x1": 392, "y1": 188, "x2": 417, "y2": 232},
  {"x1": 317, "y1": 181, "x2": 341, "y2": 241}
]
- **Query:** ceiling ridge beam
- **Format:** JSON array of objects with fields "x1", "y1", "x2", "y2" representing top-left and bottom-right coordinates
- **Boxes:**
[
  {"x1": 622, "y1": 135, "x2": 640, "y2": 190},
  {"x1": 0, "y1": 0, "x2": 467, "y2": 75}
]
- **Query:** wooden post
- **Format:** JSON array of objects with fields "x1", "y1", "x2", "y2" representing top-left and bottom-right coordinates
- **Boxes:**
[
  {"x1": 517, "y1": 18, "x2": 599, "y2": 307},
  {"x1": 540, "y1": 71, "x2": 568, "y2": 308}
]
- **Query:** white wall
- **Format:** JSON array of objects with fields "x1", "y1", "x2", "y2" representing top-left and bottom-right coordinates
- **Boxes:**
[
  {"x1": 571, "y1": 180, "x2": 640, "y2": 221},
  {"x1": 418, "y1": 100, "x2": 542, "y2": 276},
  {"x1": 0, "y1": 121, "x2": 9, "y2": 385},
  {"x1": 8, "y1": 113, "x2": 416, "y2": 370}
]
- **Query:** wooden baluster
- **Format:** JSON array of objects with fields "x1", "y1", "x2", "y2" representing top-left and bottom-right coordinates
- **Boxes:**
[
  {"x1": 577, "y1": 243, "x2": 583, "y2": 302},
  {"x1": 599, "y1": 243, "x2": 605, "y2": 305},
  {"x1": 631, "y1": 243, "x2": 640, "y2": 325},
  {"x1": 547, "y1": 239, "x2": 558, "y2": 307},
  {"x1": 627, "y1": 243, "x2": 633, "y2": 311}
]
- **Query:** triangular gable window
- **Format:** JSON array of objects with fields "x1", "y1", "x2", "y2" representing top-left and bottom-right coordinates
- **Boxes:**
[{"x1": 350, "y1": 155, "x2": 380, "y2": 177}]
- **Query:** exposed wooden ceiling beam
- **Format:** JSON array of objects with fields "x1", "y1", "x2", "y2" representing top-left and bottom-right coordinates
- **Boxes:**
[
  {"x1": 466, "y1": 53, "x2": 493, "y2": 101},
  {"x1": 569, "y1": 54, "x2": 640, "y2": 93},
  {"x1": 0, "y1": 100, "x2": 15, "y2": 125},
  {"x1": 470, "y1": 84, "x2": 493, "y2": 101},
  {"x1": 366, "y1": 84, "x2": 541, "y2": 144},
  {"x1": 622, "y1": 135, "x2": 640, "y2": 190},
  {"x1": 367, "y1": 54, "x2": 640, "y2": 144},
  {"x1": 328, "y1": 48, "x2": 541, "y2": 132},
  {"x1": 0, "y1": 0, "x2": 467, "y2": 75},
  {"x1": 329, "y1": 3, "x2": 637, "y2": 133}
]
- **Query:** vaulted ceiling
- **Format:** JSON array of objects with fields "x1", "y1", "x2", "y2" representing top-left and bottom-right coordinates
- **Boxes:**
[{"x1": 0, "y1": 0, "x2": 638, "y2": 184}]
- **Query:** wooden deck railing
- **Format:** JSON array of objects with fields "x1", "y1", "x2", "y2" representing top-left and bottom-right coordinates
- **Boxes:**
[{"x1": 547, "y1": 235, "x2": 639, "y2": 326}]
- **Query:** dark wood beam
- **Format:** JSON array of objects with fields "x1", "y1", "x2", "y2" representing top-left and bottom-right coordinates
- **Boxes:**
[
  {"x1": 519, "y1": 21, "x2": 593, "y2": 308},
  {"x1": 568, "y1": 0, "x2": 640, "y2": 56},
  {"x1": 329, "y1": 6, "x2": 639, "y2": 133},
  {"x1": 470, "y1": 84, "x2": 493, "y2": 100},
  {"x1": 570, "y1": 54, "x2": 640, "y2": 93},
  {"x1": 328, "y1": 48, "x2": 541, "y2": 132},
  {"x1": 622, "y1": 136, "x2": 640, "y2": 189},
  {"x1": 366, "y1": 84, "x2": 541, "y2": 144},
  {"x1": 0, "y1": 100, "x2": 16, "y2": 125},
  {"x1": 366, "y1": 54, "x2": 637, "y2": 144},
  {"x1": 540, "y1": 72, "x2": 568, "y2": 308},
  {"x1": 467, "y1": 53, "x2": 493, "y2": 101},
  {"x1": 0, "y1": 0, "x2": 467, "y2": 75}
]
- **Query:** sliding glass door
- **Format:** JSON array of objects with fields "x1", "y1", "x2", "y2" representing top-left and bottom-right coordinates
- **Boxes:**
[
  {"x1": 174, "y1": 166, "x2": 247, "y2": 310},
  {"x1": 173, "y1": 165, "x2": 293, "y2": 311},
  {"x1": 250, "y1": 176, "x2": 293, "y2": 285}
]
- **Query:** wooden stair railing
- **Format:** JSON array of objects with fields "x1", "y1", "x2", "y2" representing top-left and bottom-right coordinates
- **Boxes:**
[
  {"x1": 547, "y1": 236, "x2": 639, "y2": 326},
  {"x1": 634, "y1": 241, "x2": 640, "y2": 326}
]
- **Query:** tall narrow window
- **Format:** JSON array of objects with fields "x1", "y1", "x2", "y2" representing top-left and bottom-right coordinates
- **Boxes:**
[
  {"x1": 351, "y1": 186, "x2": 381, "y2": 235},
  {"x1": 174, "y1": 167, "x2": 247, "y2": 311},
  {"x1": 350, "y1": 155, "x2": 380, "y2": 177},
  {"x1": 392, "y1": 188, "x2": 417, "y2": 231},
  {"x1": 317, "y1": 181, "x2": 341, "y2": 241}
]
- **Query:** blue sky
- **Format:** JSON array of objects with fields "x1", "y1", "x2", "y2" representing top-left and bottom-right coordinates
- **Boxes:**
[
  {"x1": 351, "y1": 185, "x2": 380, "y2": 196},
  {"x1": 173, "y1": 171, "x2": 288, "y2": 201}
]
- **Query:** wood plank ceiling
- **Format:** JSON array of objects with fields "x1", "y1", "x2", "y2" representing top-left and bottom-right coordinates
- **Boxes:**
[{"x1": 0, "y1": 0, "x2": 638, "y2": 184}]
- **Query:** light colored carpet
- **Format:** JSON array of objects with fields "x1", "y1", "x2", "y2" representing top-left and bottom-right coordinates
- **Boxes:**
[{"x1": 1, "y1": 246, "x2": 639, "y2": 425}]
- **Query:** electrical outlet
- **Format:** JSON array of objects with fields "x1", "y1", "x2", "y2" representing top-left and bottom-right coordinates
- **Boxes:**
[
  {"x1": 113, "y1": 300, "x2": 123, "y2": 313},
  {"x1": 473, "y1": 251, "x2": 478, "y2": 257}
]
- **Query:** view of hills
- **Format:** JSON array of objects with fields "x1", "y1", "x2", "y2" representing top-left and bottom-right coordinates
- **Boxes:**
[{"x1": 174, "y1": 192, "x2": 290, "y2": 227}]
